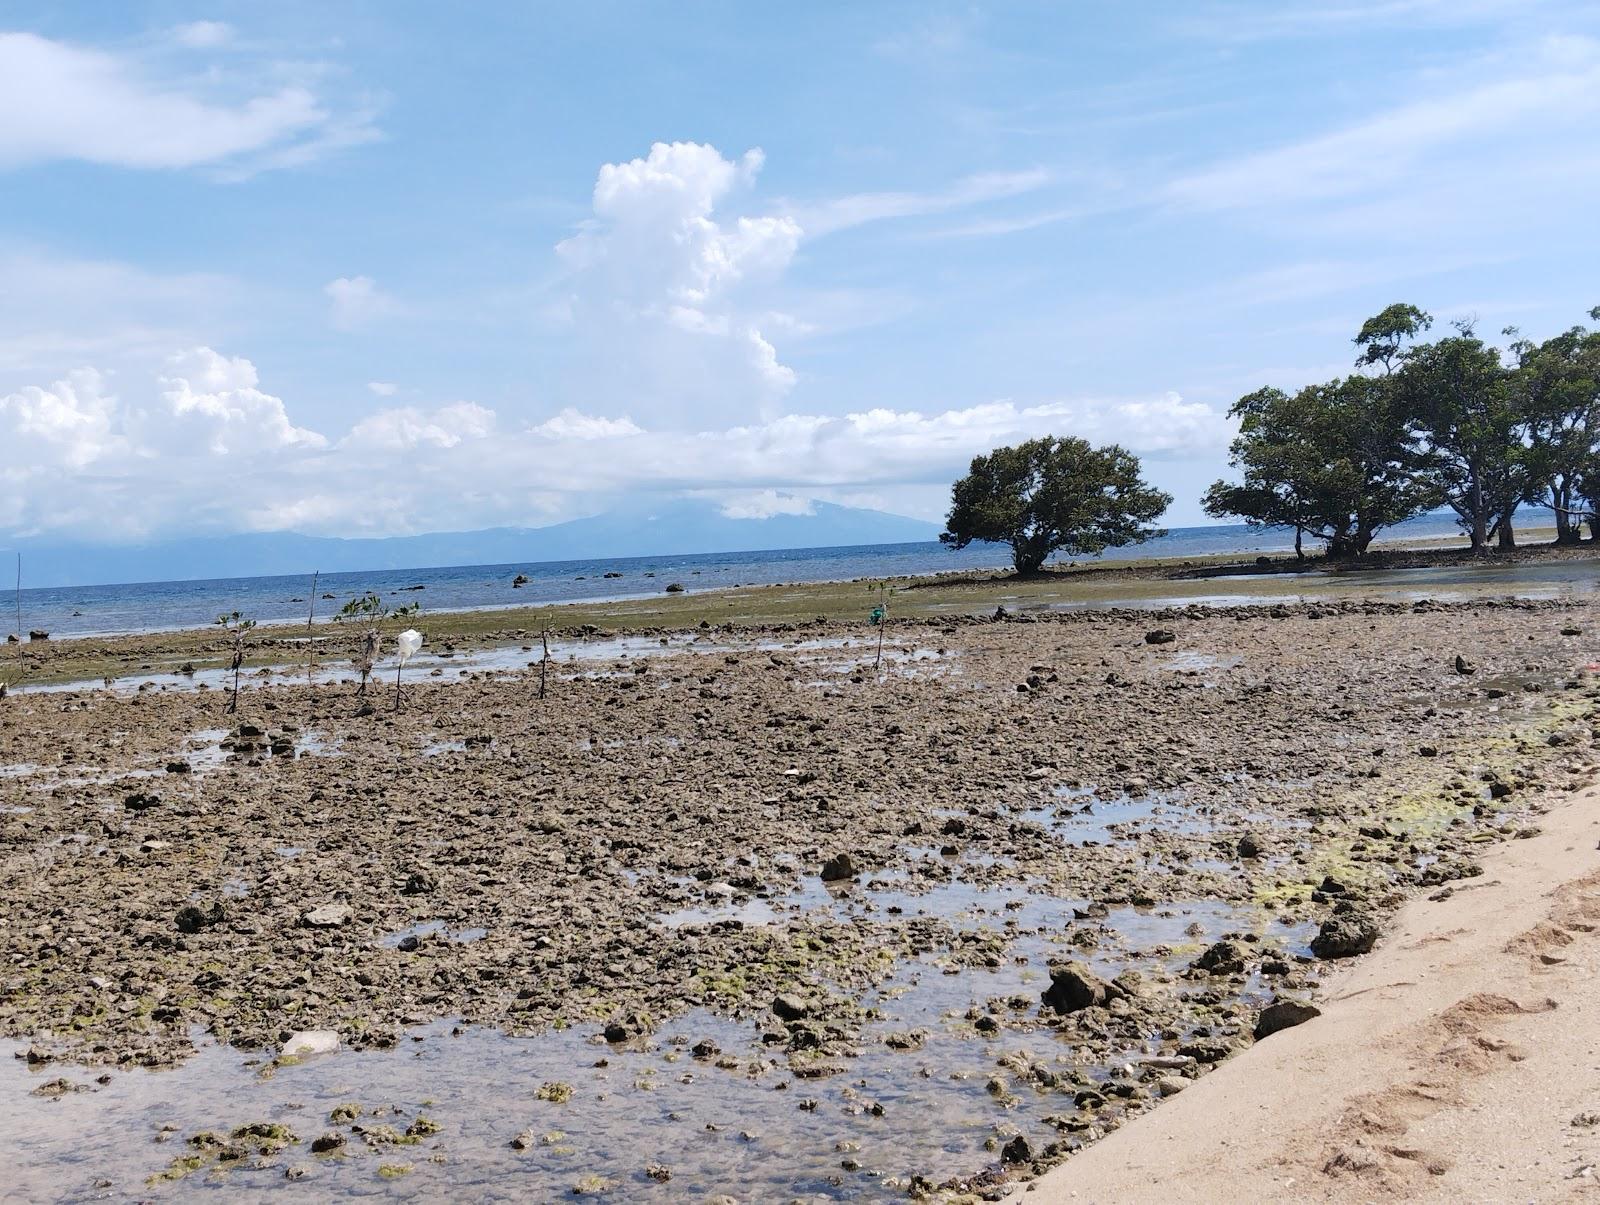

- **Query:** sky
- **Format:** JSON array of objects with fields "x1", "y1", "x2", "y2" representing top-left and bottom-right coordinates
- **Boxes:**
[{"x1": 3, "y1": 0, "x2": 1599, "y2": 545}]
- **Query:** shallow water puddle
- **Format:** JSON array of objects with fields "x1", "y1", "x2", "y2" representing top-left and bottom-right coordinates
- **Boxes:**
[
  {"x1": 1, "y1": 879, "x2": 1315, "y2": 1205},
  {"x1": 1043, "y1": 788, "x2": 1225, "y2": 847},
  {"x1": 0, "y1": 1008, "x2": 1057, "y2": 1203},
  {"x1": 381, "y1": 920, "x2": 488, "y2": 948}
]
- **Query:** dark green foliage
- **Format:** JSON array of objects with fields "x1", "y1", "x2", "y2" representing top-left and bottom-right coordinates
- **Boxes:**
[
  {"x1": 1202, "y1": 377, "x2": 1437, "y2": 557},
  {"x1": 941, "y1": 437, "x2": 1171, "y2": 574},
  {"x1": 1210, "y1": 303, "x2": 1600, "y2": 555},
  {"x1": 1395, "y1": 323, "x2": 1524, "y2": 550}
]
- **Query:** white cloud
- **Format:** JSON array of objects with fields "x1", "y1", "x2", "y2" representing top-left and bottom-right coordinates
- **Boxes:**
[
  {"x1": 324, "y1": 276, "x2": 399, "y2": 330},
  {"x1": 367, "y1": 381, "x2": 398, "y2": 396},
  {"x1": 556, "y1": 141, "x2": 801, "y2": 424},
  {"x1": 153, "y1": 347, "x2": 326, "y2": 454},
  {"x1": 172, "y1": 21, "x2": 233, "y2": 49},
  {"x1": 551, "y1": 143, "x2": 1056, "y2": 427},
  {"x1": 718, "y1": 490, "x2": 816, "y2": 520},
  {"x1": 0, "y1": 32, "x2": 376, "y2": 173},
  {"x1": 0, "y1": 346, "x2": 1227, "y2": 539},
  {"x1": 790, "y1": 168, "x2": 1051, "y2": 237},
  {"x1": 343, "y1": 401, "x2": 495, "y2": 450},
  {"x1": 0, "y1": 367, "x2": 121, "y2": 471},
  {"x1": 529, "y1": 408, "x2": 644, "y2": 440}
]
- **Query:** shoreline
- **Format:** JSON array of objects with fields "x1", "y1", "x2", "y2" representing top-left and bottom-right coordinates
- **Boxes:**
[
  {"x1": 1020, "y1": 775, "x2": 1600, "y2": 1203},
  {"x1": 5, "y1": 534, "x2": 1595, "y2": 690},
  {"x1": 7, "y1": 523, "x2": 1578, "y2": 642}
]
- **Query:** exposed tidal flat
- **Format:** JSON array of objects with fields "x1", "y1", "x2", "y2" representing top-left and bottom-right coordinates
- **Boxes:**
[{"x1": 2, "y1": 555, "x2": 1599, "y2": 1200}]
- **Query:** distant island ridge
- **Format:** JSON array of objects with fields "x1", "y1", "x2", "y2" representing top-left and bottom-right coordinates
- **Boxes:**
[{"x1": 0, "y1": 501, "x2": 1553, "y2": 593}]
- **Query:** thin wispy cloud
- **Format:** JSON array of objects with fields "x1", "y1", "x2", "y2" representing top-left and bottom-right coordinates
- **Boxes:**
[
  {"x1": 0, "y1": 30, "x2": 378, "y2": 173},
  {"x1": 789, "y1": 168, "x2": 1052, "y2": 236},
  {"x1": 1169, "y1": 38, "x2": 1600, "y2": 214}
]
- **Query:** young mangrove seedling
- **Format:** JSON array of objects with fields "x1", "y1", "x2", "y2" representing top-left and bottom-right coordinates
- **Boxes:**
[{"x1": 215, "y1": 611, "x2": 257, "y2": 714}]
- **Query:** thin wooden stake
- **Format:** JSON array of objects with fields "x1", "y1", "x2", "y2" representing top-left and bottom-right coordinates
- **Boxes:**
[
  {"x1": 306, "y1": 569, "x2": 319, "y2": 693},
  {"x1": 874, "y1": 584, "x2": 888, "y2": 674},
  {"x1": 10, "y1": 553, "x2": 20, "y2": 684},
  {"x1": 539, "y1": 624, "x2": 550, "y2": 700}
]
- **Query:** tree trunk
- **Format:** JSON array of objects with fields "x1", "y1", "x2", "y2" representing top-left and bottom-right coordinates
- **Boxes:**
[
  {"x1": 1496, "y1": 518, "x2": 1515, "y2": 551},
  {"x1": 1294, "y1": 528, "x2": 1303, "y2": 560},
  {"x1": 1469, "y1": 512, "x2": 1487, "y2": 553},
  {"x1": 1012, "y1": 542, "x2": 1047, "y2": 575},
  {"x1": 1553, "y1": 480, "x2": 1578, "y2": 544},
  {"x1": 1467, "y1": 478, "x2": 1488, "y2": 554}
]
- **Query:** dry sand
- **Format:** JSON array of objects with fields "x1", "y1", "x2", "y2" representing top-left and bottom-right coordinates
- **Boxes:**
[{"x1": 1022, "y1": 775, "x2": 1600, "y2": 1204}]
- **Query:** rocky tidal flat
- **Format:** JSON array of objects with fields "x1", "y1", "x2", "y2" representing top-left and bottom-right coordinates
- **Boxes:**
[{"x1": 2, "y1": 598, "x2": 1598, "y2": 1201}]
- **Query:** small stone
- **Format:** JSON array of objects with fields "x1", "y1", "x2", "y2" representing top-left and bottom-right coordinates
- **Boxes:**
[
  {"x1": 281, "y1": 1030, "x2": 340, "y2": 1058},
  {"x1": 1145, "y1": 629, "x2": 1176, "y2": 645},
  {"x1": 302, "y1": 905, "x2": 353, "y2": 928},
  {"x1": 310, "y1": 1132, "x2": 345, "y2": 1154},
  {"x1": 1453, "y1": 654, "x2": 1475, "y2": 675}
]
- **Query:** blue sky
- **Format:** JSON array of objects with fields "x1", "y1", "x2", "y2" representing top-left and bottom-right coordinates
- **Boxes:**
[{"x1": 3, "y1": 0, "x2": 1599, "y2": 542}]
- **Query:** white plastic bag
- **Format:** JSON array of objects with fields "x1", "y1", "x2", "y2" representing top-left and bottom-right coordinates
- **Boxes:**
[{"x1": 396, "y1": 628, "x2": 423, "y2": 665}]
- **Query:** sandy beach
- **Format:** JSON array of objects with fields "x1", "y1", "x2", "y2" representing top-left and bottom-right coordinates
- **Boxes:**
[{"x1": 1021, "y1": 777, "x2": 1600, "y2": 1203}]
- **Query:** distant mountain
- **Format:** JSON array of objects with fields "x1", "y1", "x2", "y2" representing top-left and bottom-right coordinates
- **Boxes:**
[{"x1": 7, "y1": 500, "x2": 944, "y2": 588}]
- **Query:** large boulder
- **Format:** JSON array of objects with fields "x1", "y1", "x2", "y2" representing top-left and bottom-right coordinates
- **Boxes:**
[
  {"x1": 1310, "y1": 910, "x2": 1380, "y2": 959},
  {"x1": 1254, "y1": 999, "x2": 1322, "y2": 1040},
  {"x1": 819, "y1": 853, "x2": 858, "y2": 882},
  {"x1": 1041, "y1": 961, "x2": 1125, "y2": 1014},
  {"x1": 1192, "y1": 939, "x2": 1249, "y2": 976}
]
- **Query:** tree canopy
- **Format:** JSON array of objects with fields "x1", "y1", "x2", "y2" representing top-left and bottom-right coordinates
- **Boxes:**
[
  {"x1": 1207, "y1": 302, "x2": 1600, "y2": 554},
  {"x1": 1202, "y1": 376, "x2": 1437, "y2": 557},
  {"x1": 940, "y1": 436, "x2": 1170, "y2": 575}
]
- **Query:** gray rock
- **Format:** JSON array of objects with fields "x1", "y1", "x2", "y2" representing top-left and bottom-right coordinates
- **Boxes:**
[
  {"x1": 1310, "y1": 911, "x2": 1379, "y2": 959},
  {"x1": 772, "y1": 993, "x2": 810, "y2": 1022},
  {"x1": 302, "y1": 905, "x2": 353, "y2": 928},
  {"x1": 819, "y1": 852, "x2": 858, "y2": 882},
  {"x1": 1254, "y1": 998, "x2": 1322, "y2": 1040},
  {"x1": 1192, "y1": 939, "x2": 1248, "y2": 976},
  {"x1": 1041, "y1": 961, "x2": 1124, "y2": 1014}
]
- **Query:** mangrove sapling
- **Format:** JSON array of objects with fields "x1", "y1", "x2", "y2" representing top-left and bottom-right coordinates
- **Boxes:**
[
  {"x1": 868, "y1": 580, "x2": 891, "y2": 673},
  {"x1": 539, "y1": 620, "x2": 551, "y2": 701},
  {"x1": 336, "y1": 593, "x2": 420, "y2": 697},
  {"x1": 215, "y1": 611, "x2": 256, "y2": 714}
]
